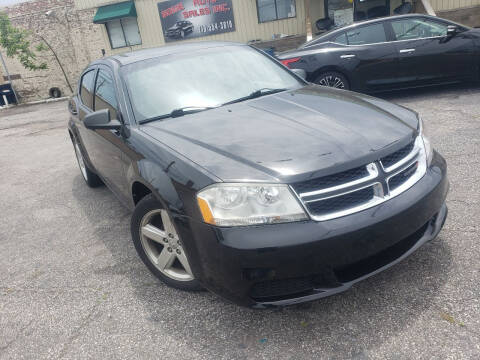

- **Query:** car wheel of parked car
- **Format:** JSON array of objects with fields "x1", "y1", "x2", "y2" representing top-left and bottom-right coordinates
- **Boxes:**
[
  {"x1": 131, "y1": 194, "x2": 202, "y2": 291},
  {"x1": 315, "y1": 72, "x2": 349, "y2": 90},
  {"x1": 72, "y1": 137, "x2": 103, "y2": 187},
  {"x1": 49, "y1": 87, "x2": 62, "y2": 98}
]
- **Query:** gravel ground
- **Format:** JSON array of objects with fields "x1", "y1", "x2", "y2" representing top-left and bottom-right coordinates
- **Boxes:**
[{"x1": 1, "y1": 83, "x2": 479, "y2": 360}]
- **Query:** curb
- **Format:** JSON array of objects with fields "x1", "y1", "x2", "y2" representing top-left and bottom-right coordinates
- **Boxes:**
[{"x1": 0, "y1": 96, "x2": 69, "y2": 110}]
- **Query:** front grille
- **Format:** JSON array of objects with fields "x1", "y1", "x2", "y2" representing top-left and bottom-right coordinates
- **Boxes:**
[
  {"x1": 306, "y1": 186, "x2": 375, "y2": 217},
  {"x1": 388, "y1": 161, "x2": 418, "y2": 191},
  {"x1": 292, "y1": 165, "x2": 369, "y2": 194},
  {"x1": 292, "y1": 137, "x2": 425, "y2": 221},
  {"x1": 380, "y1": 140, "x2": 415, "y2": 170}
]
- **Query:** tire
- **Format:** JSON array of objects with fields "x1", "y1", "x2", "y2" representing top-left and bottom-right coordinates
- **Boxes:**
[
  {"x1": 315, "y1": 71, "x2": 350, "y2": 90},
  {"x1": 72, "y1": 136, "x2": 103, "y2": 188},
  {"x1": 50, "y1": 87, "x2": 62, "y2": 98},
  {"x1": 131, "y1": 194, "x2": 203, "y2": 291}
]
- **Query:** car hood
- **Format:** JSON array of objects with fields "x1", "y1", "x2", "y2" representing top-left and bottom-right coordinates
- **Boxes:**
[
  {"x1": 167, "y1": 24, "x2": 180, "y2": 30},
  {"x1": 141, "y1": 85, "x2": 419, "y2": 183}
]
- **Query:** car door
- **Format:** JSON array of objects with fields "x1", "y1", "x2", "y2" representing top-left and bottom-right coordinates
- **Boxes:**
[
  {"x1": 76, "y1": 68, "x2": 98, "y2": 168},
  {"x1": 388, "y1": 17, "x2": 476, "y2": 85},
  {"x1": 87, "y1": 65, "x2": 130, "y2": 198},
  {"x1": 340, "y1": 22, "x2": 399, "y2": 91}
]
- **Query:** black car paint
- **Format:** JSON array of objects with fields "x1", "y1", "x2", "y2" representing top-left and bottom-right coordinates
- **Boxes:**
[
  {"x1": 277, "y1": 15, "x2": 480, "y2": 92},
  {"x1": 68, "y1": 42, "x2": 448, "y2": 307}
]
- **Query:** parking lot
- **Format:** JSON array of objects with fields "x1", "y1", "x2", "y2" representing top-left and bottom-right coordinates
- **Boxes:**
[{"x1": 1, "y1": 83, "x2": 479, "y2": 360}]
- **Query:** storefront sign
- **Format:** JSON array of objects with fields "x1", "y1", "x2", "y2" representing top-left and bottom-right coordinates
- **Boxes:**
[{"x1": 157, "y1": 0, "x2": 235, "y2": 42}]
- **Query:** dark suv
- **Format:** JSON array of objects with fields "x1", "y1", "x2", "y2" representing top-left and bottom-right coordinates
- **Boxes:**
[{"x1": 68, "y1": 42, "x2": 448, "y2": 307}]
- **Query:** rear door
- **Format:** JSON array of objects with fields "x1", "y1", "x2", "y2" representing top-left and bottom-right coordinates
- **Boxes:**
[
  {"x1": 388, "y1": 17, "x2": 476, "y2": 85},
  {"x1": 341, "y1": 22, "x2": 399, "y2": 91}
]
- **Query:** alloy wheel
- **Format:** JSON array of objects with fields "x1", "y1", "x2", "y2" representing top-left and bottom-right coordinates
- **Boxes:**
[
  {"x1": 139, "y1": 209, "x2": 194, "y2": 282},
  {"x1": 318, "y1": 75, "x2": 346, "y2": 89}
]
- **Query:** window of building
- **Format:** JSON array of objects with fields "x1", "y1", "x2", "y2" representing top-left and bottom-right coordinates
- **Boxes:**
[
  {"x1": 257, "y1": 0, "x2": 296, "y2": 23},
  {"x1": 105, "y1": 17, "x2": 142, "y2": 49},
  {"x1": 80, "y1": 70, "x2": 96, "y2": 109},
  {"x1": 346, "y1": 23, "x2": 386, "y2": 45},
  {"x1": 94, "y1": 69, "x2": 118, "y2": 119},
  {"x1": 391, "y1": 18, "x2": 448, "y2": 41}
]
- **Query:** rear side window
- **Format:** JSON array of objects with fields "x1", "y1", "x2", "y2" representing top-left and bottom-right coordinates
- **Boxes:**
[
  {"x1": 94, "y1": 68, "x2": 118, "y2": 119},
  {"x1": 346, "y1": 23, "x2": 386, "y2": 45},
  {"x1": 333, "y1": 33, "x2": 347, "y2": 45},
  {"x1": 391, "y1": 18, "x2": 448, "y2": 40},
  {"x1": 80, "y1": 70, "x2": 96, "y2": 109}
]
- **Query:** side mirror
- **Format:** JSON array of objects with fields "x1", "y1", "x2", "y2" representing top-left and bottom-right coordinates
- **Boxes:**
[
  {"x1": 84, "y1": 109, "x2": 121, "y2": 130},
  {"x1": 291, "y1": 68, "x2": 307, "y2": 80},
  {"x1": 446, "y1": 25, "x2": 458, "y2": 37}
]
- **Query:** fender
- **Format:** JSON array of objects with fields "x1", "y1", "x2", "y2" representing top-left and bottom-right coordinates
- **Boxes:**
[{"x1": 126, "y1": 160, "x2": 180, "y2": 212}]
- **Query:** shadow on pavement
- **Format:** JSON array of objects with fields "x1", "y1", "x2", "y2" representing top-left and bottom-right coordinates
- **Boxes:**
[{"x1": 376, "y1": 82, "x2": 480, "y2": 102}]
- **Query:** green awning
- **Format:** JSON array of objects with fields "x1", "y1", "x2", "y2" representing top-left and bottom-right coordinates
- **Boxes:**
[{"x1": 93, "y1": 1, "x2": 137, "y2": 24}]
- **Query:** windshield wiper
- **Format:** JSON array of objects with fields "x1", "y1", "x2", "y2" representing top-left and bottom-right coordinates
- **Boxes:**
[
  {"x1": 139, "y1": 89, "x2": 287, "y2": 125},
  {"x1": 222, "y1": 88, "x2": 287, "y2": 106},
  {"x1": 139, "y1": 106, "x2": 218, "y2": 125}
]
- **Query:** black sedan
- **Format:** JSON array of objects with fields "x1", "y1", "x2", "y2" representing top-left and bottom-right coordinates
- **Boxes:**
[
  {"x1": 277, "y1": 14, "x2": 480, "y2": 92},
  {"x1": 68, "y1": 42, "x2": 448, "y2": 307},
  {"x1": 166, "y1": 21, "x2": 194, "y2": 39}
]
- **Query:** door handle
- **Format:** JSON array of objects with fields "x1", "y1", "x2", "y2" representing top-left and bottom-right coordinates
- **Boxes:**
[
  {"x1": 399, "y1": 48, "x2": 415, "y2": 53},
  {"x1": 340, "y1": 54, "x2": 356, "y2": 59}
]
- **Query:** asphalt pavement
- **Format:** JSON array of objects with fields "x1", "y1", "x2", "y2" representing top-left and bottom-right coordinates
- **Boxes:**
[{"x1": 1, "y1": 83, "x2": 479, "y2": 359}]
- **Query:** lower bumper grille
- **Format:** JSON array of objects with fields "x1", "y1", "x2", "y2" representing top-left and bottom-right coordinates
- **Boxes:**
[
  {"x1": 334, "y1": 222, "x2": 429, "y2": 283},
  {"x1": 250, "y1": 277, "x2": 315, "y2": 301},
  {"x1": 250, "y1": 220, "x2": 431, "y2": 303}
]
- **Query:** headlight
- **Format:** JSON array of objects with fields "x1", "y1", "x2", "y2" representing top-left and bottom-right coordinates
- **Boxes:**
[
  {"x1": 418, "y1": 117, "x2": 433, "y2": 165},
  {"x1": 197, "y1": 184, "x2": 308, "y2": 226}
]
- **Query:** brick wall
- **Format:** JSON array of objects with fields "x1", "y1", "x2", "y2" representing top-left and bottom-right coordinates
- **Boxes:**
[{"x1": 1, "y1": 0, "x2": 104, "y2": 102}]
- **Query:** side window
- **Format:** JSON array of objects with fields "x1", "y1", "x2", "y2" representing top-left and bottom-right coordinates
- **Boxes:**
[
  {"x1": 391, "y1": 18, "x2": 448, "y2": 41},
  {"x1": 94, "y1": 68, "x2": 118, "y2": 120},
  {"x1": 346, "y1": 23, "x2": 386, "y2": 45},
  {"x1": 333, "y1": 33, "x2": 347, "y2": 45},
  {"x1": 80, "y1": 70, "x2": 96, "y2": 109}
]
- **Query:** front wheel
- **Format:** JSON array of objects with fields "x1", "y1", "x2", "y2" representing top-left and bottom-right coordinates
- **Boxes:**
[
  {"x1": 315, "y1": 71, "x2": 350, "y2": 90},
  {"x1": 72, "y1": 137, "x2": 103, "y2": 187},
  {"x1": 131, "y1": 194, "x2": 202, "y2": 291}
]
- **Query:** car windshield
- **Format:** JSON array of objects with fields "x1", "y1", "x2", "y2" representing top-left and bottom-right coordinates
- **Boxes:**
[{"x1": 121, "y1": 45, "x2": 303, "y2": 122}]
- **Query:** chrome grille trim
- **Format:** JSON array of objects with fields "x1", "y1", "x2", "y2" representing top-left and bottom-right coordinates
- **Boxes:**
[
  {"x1": 291, "y1": 136, "x2": 426, "y2": 221},
  {"x1": 299, "y1": 163, "x2": 378, "y2": 198},
  {"x1": 302, "y1": 183, "x2": 384, "y2": 221},
  {"x1": 381, "y1": 142, "x2": 419, "y2": 173}
]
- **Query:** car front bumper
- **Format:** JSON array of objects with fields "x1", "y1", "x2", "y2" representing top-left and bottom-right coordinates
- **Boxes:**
[{"x1": 177, "y1": 152, "x2": 449, "y2": 307}]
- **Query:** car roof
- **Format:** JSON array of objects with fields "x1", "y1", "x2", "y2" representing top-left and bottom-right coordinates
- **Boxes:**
[
  {"x1": 95, "y1": 41, "x2": 243, "y2": 66},
  {"x1": 309, "y1": 14, "x2": 440, "y2": 42}
]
